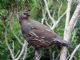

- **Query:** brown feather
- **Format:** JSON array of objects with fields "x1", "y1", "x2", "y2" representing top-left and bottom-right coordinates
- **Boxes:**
[{"x1": 19, "y1": 11, "x2": 69, "y2": 49}]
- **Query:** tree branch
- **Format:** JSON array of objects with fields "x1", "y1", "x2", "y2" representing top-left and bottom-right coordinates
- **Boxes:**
[
  {"x1": 44, "y1": 0, "x2": 55, "y2": 23},
  {"x1": 9, "y1": 12, "x2": 23, "y2": 45},
  {"x1": 21, "y1": 41, "x2": 28, "y2": 60},
  {"x1": 65, "y1": 0, "x2": 72, "y2": 28},
  {"x1": 69, "y1": 44, "x2": 80, "y2": 60},
  {"x1": 51, "y1": 11, "x2": 66, "y2": 30},
  {"x1": 2, "y1": 19, "x2": 15, "y2": 60},
  {"x1": 15, "y1": 40, "x2": 28, "y2": 60},
  {"x1": 60, "y1": 2, "x2": 80, "y2": 60}
]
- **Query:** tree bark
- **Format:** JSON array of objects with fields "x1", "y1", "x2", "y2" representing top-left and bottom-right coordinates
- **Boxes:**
[{"x1": 60, "y1": 3, "x2": 80, "y2": 60}]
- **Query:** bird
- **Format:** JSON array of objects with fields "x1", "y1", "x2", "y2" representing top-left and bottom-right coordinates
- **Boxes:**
[{"x1": 19, "y1": 10, "x2": 69, "y2": 60}]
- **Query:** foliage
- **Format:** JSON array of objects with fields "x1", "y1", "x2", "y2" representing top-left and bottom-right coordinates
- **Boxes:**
[{"x1": 0, "y1": 0, "x2": 80, "y2": 60}]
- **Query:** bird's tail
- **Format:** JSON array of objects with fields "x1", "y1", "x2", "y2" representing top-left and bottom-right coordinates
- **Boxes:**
[{"x1": 56, "y1": 39, "x2": 70, "y2": 47}]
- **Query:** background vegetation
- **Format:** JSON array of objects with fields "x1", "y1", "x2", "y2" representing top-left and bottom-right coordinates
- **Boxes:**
[{"x1": 0, "y1": 0, "x2": 80, "y2": 60}]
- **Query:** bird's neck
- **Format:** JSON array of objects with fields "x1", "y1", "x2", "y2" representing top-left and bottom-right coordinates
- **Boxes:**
[
  {"x1": 23, "y1": 19, "x2": 29, "y2": 22},
  {"x1": 21, "y1": 18, "x2": 31, "y2": 24}
]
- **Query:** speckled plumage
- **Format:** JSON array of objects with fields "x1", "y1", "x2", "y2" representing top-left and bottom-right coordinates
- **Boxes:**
[{"x1": 19, "y1": 11, "x2": 69, "y2": 49}]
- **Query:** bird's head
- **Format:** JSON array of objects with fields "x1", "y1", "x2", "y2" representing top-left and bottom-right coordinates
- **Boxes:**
[{"x1": 19, "y1": 10, "x2": 30, "y2": 21}]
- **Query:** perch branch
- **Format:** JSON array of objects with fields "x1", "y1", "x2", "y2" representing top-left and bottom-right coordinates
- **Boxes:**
[{"x1": 60, "y1": 2, "x2": 80, "y2": 60}]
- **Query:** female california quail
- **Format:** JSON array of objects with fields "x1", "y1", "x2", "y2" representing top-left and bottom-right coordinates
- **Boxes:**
[{"x1": 19, "y1": 11, "x2": 69, "y2": 60}]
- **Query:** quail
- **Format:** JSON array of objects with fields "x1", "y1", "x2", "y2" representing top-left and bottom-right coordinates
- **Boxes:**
[{"x1": 19, "y1": 11, "x2": 69, "y2": 60}]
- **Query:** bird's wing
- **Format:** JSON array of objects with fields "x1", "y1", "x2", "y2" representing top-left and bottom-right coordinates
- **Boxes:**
[{"x1": 29, "y1": 24, "x2": 58, "y2": 46}]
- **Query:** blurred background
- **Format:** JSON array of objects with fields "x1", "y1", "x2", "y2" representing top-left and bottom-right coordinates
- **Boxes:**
[{"x1": 0, "y1": 0, "x2": 80, "y2": 60}]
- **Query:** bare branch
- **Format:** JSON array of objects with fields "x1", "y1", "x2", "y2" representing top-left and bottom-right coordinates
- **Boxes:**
[
  {"x1": 34, "y1": 49, "x2": 42, "y2": 60},
  {"x1": 65, "y1": 0, "x2": 72, "y2": 28},
  {"x1": 12, "y1": 41, "x2": 14, "y2": 57},
  {"x1": 52, "y1": 51, "x2": 55, "y2": 60},
  {"x1": 57, "y1": 0, "x2": 63, "y2": 18},
  {"x1": 64, "y1": 3, "x2": 80, "y2": 42},
  {"x1": 44, "y1": 0, "x2": 55, "y2": 23},
  {"x1": 22, "y1": 41, "x2": 28, "y2": 60},
  {"x1": 9, "y1": 13, "x2": 23, "y2": 45},
  {"x1": 5, "y1": 35, "x2": 15, "y2": 60},
  {"x1": 45, "y1": 20, "x2": 52, "y2": 28},
  {"x1": 51, "y1": 11, "x2": 66, "y2": 30},
  {"x1": 69, "y1": 3, "x2": 80, "y2": 30},
  {"x1": 69, "y1": 44, "x2": 80, "y2": 60},
  {"x1": 2, "y1": 20, "x2": 15, "y2": 60},
  {"x1": 15, "y1": 50, "x2": 20, "y2": 58},
  {"x1": 15, "y1": 40, "x2": 28, "y2": 60},
  {"x1": 41, "y1": 9, "x2": 46, "y2": 24},
  {"x1": 43, "y1": 0, "x2": 65, "y2": 30},
  {"x1": 53, "y1": 9, "x2": 56, "y2": 17},
  {"x1": 41, "y1": 8, "x2": 52, "y2": 28},
  {"x1": 60, "y1": 2, "x2": 80, "y2": 60},
  {"x1": 55, "y1": 53, "x2": 61, "y2": 60},
  {"x1": 0, "y1": 40, "x2": 2, "y2": 44}
]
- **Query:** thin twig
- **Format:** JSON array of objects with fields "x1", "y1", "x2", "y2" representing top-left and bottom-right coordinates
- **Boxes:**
[
  {"x1": 22, "y1": 41, "x2": 28, "y2": 60},
  {"x1": 51, "y1": 11, "x2": 66, "y2": 30},
  {"x1": 12, "y1": 41, "x2": 14, "y2": 57},
  {"x1": 44, "y1": 0, "x2": 55, "y2": 23},
  {"x1": 41, "y1": 9, "x2": 46, "y2": 24},
  {"x1": 15, "y1": 40, "x2": 27, "y2": 60},
  {"x1": 69, "y1": 44, "x2": 80, "y2": 60},
  {"x1": 52, "y1": 51, "x2": 55, "y2": 60},
  {"x1": 67, "y1": 50, "x2": 77, "y2": 60},
  {"x1": 0, "y1": 40, "x2": 2, "y2": 44},
  {"x1": 57, "y1": 0, "x2": 63, "y2": 18},
  {"x1": 2, "y1": 20, "x2": 15, "y2": 60},
  {"x1": 15, "y1": 50, "x2": 20, "y2": 58},
  {"x1": 9, "y1": 13, "x2": 23, "y2": 45}
]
